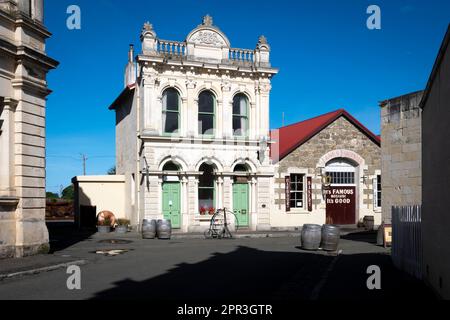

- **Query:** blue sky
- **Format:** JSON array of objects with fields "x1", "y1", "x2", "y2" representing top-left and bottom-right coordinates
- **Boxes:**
[{"x1": 44, "y1": 0, "x2": 450, "y2": 194}]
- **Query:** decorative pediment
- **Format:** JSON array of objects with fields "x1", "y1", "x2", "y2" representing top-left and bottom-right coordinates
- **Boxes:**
[
  {"x1": 186, "y1": 15, "x2": 230, "y2": 48},
  {"x1": 188, "y1": 29, "x2": 228, "y2": 47}
]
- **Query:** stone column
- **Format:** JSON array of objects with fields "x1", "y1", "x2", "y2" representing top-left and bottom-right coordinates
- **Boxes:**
[
  {"x1": 187, "y1": 176, "x2": 199, "y2": 232},
  {"x1": 250, "y1": 177, "x2": 258, "y2": 230},
  {"x1": 0, "y1": 98, "x2": 17, "y2": 197}
]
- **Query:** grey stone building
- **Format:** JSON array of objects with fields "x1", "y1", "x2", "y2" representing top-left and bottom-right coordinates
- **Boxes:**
[
  {"x1": 0, "y1": 0, "x2": 58, "y2": 258},
  {"x1": 379, "y1": 90, "x2": 423, "y2": 224},
  {"x1": 270, "y1": 109, "x2": 382, "y2": 228},
  {"x1": 421, "y1": 24, "x2": 450, "y2": 300}
]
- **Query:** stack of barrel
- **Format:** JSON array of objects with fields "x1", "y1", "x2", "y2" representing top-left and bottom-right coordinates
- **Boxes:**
[
  {"x1": 301, "y1": 224, "x2": 340, "y2": 251},
  {"x1": 142, "y1": 219, "x2": 172, "y2": 240}
]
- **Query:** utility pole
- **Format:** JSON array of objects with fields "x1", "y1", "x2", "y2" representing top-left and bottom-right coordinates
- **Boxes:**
[{"x1": 80, "y1": 154, "x2": 88, "y2": 175}]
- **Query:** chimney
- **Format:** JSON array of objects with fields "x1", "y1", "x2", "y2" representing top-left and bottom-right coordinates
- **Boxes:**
[
  {"x1": 128, "y1": 44, "x2": 134, "y2": 63},
  {"x1": 124, "y1": 44, "x2": 137, "y2": 87}
]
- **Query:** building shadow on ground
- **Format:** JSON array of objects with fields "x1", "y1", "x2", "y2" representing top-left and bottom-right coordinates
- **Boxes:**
[
  {"x1": 89, "y1": 245, "x2": 434, "y2": 301},
  {"x1": 341, "y1": 231, "x2": 378, "y2": 244},
  {"x1": 46, "y1": 221, "x2": 96, "y2": 253}
]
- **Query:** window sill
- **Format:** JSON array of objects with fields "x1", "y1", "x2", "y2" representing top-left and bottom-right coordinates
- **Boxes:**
[{"x1": 286, "y1": 209, "x2": 310, "y2": 215}]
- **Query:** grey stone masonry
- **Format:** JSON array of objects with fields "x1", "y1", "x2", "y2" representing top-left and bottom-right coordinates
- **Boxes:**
[{"x1": 380, "y1": 90, "x2": 423, "y2": 224}]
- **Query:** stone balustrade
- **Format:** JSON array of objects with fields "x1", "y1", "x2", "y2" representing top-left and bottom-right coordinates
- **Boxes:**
[{"x1": 157, "y1": 39, "x2": 187, "y2": 57}]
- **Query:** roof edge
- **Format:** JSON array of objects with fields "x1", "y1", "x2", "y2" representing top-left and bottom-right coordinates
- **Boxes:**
[
  {"x1": 420, "y1": 24, "x2": 450, "y2": 109},
  {"x1": 275, "y1": 109, "x2": 381, "y2": 161}
]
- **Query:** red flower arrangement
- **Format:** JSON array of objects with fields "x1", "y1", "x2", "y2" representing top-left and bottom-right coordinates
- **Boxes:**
[
  {"x1": 199, "y1": 207, "x2": 207, "y2": 215},
  {"x1": 208, "y1": 207, "x2": 216, "y2": 215}
]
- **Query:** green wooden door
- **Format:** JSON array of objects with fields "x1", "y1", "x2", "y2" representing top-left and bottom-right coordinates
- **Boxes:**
[
  {"x1": 162, "y1": 182, "x2": 181, "y2": 228},
  {"x1": 233, "y1": 183, "x2": 249, "y2": 227}
]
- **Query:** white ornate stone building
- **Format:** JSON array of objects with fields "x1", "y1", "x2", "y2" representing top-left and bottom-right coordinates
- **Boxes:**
[
  {"x1": 0, "y1": 0, "x2": 58, "y2": 258},
  {"x1": 109, "y1": 16, "x2": 278, "y2": 232}
]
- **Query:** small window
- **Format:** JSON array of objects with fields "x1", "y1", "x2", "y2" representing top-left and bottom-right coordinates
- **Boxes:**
[
  {"x1": 289, "y1": 174, "x2": 304, "y2": 209},
  {"x1": 162, "y1": 88, "x2": 180, "y2": 134},
  {"x1": 198, "y1": 91, "x2": 215, "y2": 135},
  {"x1": 232, "y1": 94, "x2": 248, "y2": 137}
]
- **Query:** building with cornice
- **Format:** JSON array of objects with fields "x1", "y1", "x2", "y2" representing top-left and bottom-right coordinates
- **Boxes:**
[
  {"x1": 0, "y1": 0, "x2": 58, "y2": 258},
  {"x1": 75, "y1": 15, "x2": 382, "y2": 232},
  {"x1": 107, "y1": 16, "x2": 278, "y2": 232}
]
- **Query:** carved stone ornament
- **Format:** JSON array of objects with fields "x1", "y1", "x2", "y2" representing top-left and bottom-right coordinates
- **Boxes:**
[
  {"x1": 190, "y1": 31, "x2": 225, "y2": 46},
  {"x1": 186, "y1": 79, "x2": 197, "y2": 89},
  {"x1": 202, "y1": 15, "x2": 213, "y2": 27},
  {"x1": 221, "y1": 81, "x2": 231, "y2": 92}
]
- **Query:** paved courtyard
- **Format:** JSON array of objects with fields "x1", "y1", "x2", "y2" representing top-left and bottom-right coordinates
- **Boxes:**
[{"x1": 0, "y1": 227, "x2": 434, "y2": 301}]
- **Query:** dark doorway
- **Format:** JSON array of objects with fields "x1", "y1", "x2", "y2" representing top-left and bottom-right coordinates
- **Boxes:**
[
  {"x1": 80, "y1": 205, "x2": 97, "y2": 229},
  {"x1": 325, "y1": 187, "x2": 356, "y2": 224}
]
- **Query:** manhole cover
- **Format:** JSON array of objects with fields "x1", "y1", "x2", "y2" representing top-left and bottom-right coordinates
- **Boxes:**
[
  {"x1": 93, "y1": 249, "x2": 132, "y2": 256},
  {"x1": 98, "y1": 239, "x2": 133, "y2": 244}
]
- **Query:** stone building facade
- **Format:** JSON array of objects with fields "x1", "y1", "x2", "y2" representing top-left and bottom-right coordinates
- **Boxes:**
[
  {"x1": 0, "y1": 0, "x2": 58, "y2": 258},
  {"x1": 109, "y1": 16, "x2": 277, "y2": 232},
  {"x1": 379, "y1": 91, "x2": 423, "y2": 224},
  {"x1": 421, "y1": 25, "x2": 450, "y2": 300},
  {"x1": 270, "y1": 110, "x2": 382, "y2": 228}
]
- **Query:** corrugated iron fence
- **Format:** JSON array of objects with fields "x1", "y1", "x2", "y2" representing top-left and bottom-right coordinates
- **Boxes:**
[{"x1": 392, "y1": 205, "x2": 423, "y2": 279}]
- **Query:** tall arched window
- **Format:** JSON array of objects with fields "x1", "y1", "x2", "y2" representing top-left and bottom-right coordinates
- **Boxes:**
[
  {"x1": 198, "y1": 163, "x2": 216, "y2": 211},
  {"x1": 162, "y1": 88, "x2": 180, "y2": 134},
  {"x1": 198, "y1": 91, "x2": 215, "y2": 135},
  {"x1": 233, "y1": 94, "x2": 249, "y2": 137}
]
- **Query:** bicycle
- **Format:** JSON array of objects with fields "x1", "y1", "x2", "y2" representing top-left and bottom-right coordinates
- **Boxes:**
[{"x1": 204, "y1": 208, "x2": 239, "y2": 239}]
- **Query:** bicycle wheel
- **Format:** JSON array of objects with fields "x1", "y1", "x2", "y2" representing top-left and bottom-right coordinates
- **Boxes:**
[{"x1": 204, "y1": 229, "x2": 213, "y2": 239}]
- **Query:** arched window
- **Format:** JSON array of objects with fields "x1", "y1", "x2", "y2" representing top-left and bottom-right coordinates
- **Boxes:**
[
  {"x1": 162, "y1": 88, "x2": 180, "y2": 134},
  {"x1": 198, "y1": 91, "x2": 215, "y2": 135},
  {"x1": 233, "y1": 94, "x2": 249, "y2": 137},
  {"x1": 162, "y1": 161, "x2": 180, "y2": 172},
  {"x1": 198, "y1": 163, "x2": 216, "y2": 212}
]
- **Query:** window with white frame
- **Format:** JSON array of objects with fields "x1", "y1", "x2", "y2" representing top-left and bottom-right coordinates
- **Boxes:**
[
  {"x1": 289, "y1": 174, "x2": 304, "y2": 209},
  {"x1": 374, "y1": 175, "x2": 382, "y2": 208}
]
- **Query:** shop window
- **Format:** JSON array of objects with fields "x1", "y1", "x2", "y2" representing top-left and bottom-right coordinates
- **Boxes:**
[
  {"x1": 162, "y1": 88, "x2": 180, "y2": 134},
  {"x1": 198, "y1": 91, "x2": 215, "y2": 135},
  {"x1": 198, "y1": 163, "x2": 215, "y2": 212},
  {"x1": 289, "y1": 174, "x2": 304, "y2": 209}
]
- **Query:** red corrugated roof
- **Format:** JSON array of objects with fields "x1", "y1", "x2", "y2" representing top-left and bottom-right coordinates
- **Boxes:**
[{"x1": 271, "y1": 109, "x2": 381, "y2": 161}]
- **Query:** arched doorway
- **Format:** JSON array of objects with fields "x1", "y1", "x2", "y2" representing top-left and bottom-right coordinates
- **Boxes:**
[
  {"x1": 162, "y1": 161, "x2": 181, "y2": 228},
  {"x1": 233, "y1": 164, "x2": 249, "y2": 227},
  {"x1": 325, "y1": 158, "x2": 357, "y2": 225}
]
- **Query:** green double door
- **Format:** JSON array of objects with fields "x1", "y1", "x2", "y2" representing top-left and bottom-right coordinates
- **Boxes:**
[
  {"x1": 233, "y1": 183, "x2": 249, "y2": 227},
  {"x1": 162, "y1": 182, "x2": 181, "y2": 228}
]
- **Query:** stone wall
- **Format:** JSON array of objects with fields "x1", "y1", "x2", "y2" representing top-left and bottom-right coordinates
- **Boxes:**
[{"x1": 380, "y1": 91, "x2": 423, "y2": 224}]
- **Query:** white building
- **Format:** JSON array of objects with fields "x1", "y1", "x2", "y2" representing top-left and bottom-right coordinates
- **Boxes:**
[
  {"x1": 108, "y1": 16, "x2": 278, "y2": 232},
  {"x1": 0, "y1": 0, "x2": 58, "y2": 258}
]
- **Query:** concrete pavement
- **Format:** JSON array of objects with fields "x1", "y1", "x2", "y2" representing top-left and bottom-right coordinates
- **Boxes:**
[{"x1": 0, "y1": 229, "x2": 435, "y2": 300}]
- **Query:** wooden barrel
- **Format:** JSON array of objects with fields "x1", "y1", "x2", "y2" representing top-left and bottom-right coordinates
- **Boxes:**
[
  {"x1": 363, "y1": 216, "x2": 375, "y2": 231},
  {"x1": 301, "y1": 224, "x2": 322, "y2": 250},
  {"x1": 321, "y1": 225, "x2": 340, "y2": 251},
  {"x1": 156, "y1": 219, "x2": 172, "y2": 240},
  {"x1": 142, "y1": 219, "x2": 157, "y2": 239}
]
